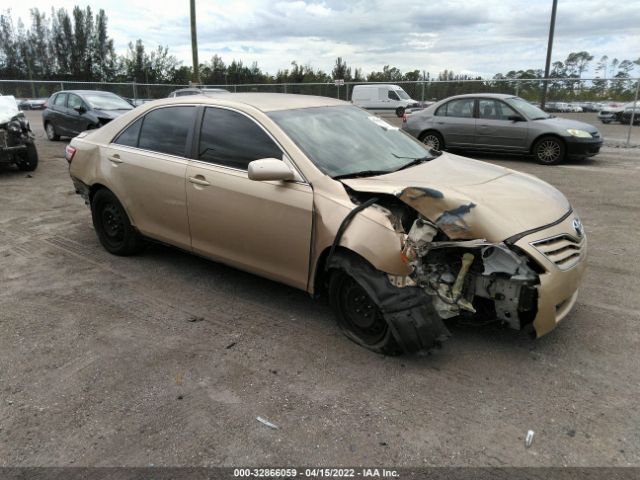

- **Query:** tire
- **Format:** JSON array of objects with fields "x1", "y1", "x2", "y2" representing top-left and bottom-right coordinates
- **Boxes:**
[
  {"x1": 328, "y1": 269, "x2": 401, "y2": 355},
  {"x1": 91, "y1": 189, "x2": 143, "y2": 256},
  {"x1": 395, "y1": 106, "x2": 405, "y2": 118},
  {"x1": 419, "y1": 130, "x2": 444, "y2": 151},
  {"x1": 16, "y1": 142, "x2": 38, "y2": 171},
  {"x1": 533, "y1": 136, "x2": 565, "y2": 165},
  {"x1": 45, "y1": 122, "x2": 60, "y2": 141},
  {"x1": 600, "y1": 119, "x2": 610, "y2": 124}
]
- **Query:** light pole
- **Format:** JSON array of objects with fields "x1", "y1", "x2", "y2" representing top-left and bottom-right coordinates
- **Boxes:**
[
  {"x1": 540, "y1": 0, "x2": 558, "y2": 110},
  {"x1": 190, "y1": 0, "x2": 200, "y2": 84}
]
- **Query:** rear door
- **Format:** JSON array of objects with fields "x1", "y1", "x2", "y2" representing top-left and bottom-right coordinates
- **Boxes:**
[
  {"x1": 433, "y1": 98, "x2": 476, "y2": 146},
  {"x1": 49, "y1": 93, "x2": 69, "y2": 134},
  {"x1": 185, "y1": 106, "x2": 313, "y2": 290},
  {"x1": 65, "y1": 93, "x2": 90, "y2": 135},
  {"x1": 475, "y1": 99, "x2": 529, "y2": 151},
  {"x1": 106, "y1": 105, "x2": 194, "y2": 248}
]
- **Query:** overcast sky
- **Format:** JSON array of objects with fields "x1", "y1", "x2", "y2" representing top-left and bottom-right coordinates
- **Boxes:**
[{"x1": 10, "y1": 0, "x2": 640, "y2": 77}]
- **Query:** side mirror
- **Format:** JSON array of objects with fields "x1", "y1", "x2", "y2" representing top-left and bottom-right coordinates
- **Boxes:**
[
  {"x1": 508, "y1": 115, "x2": 525, "y2": 122},
  {"x1": 75, "y1": 106, "x2": 86, "y2": 114},
  {"x1": 248, "y1": 158, "x2": 295, "y2": 182}
]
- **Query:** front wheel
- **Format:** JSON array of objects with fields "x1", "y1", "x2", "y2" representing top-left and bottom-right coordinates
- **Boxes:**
[
  {"x1": 419, "y1": 131, "x2": 444, "y2": 151},
  {"x1": 533, "y1": 136, "x2": 565, "y2": 165},
  {"x1": 16, "y1": 143, "x2": 38, "y2": 171},
  {"x1": 91, "y1": 189, "x2": 143, "y2": 256},
  {"x1": 328, "y1": 269, "x2": 401, "y2": 355}
]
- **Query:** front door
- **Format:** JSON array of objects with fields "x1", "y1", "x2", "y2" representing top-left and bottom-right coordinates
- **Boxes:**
[
  {"x1": 186, "y1": 107, "x2": 313, "y2": 290},
  {"x1": 475, "y1": 99, "x2": 529, "y2": 150}
]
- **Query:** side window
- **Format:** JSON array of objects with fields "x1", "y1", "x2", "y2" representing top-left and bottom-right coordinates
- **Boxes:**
[
  {"x1": 388, "y1": 90, "x2": 400, "y2": 101},
  {"x1": 435, "y1": 103, "x2": 447, "y2": 116},
  {"x1": 137, "y1": 106, "x2": 195, "y2": 157},
  {"x1": 443, "y1": 98, "x2": 475, "y2": 118},
  {"x1": 198, "y1": 107, "x2": 282, "y2": 170},
  {"x1": 68, "y1": 94, "x2": 82, "y2": 110},
  {"x1": 114, "y1": 117, "x2": 143, "y2": 147},
  {"x1": 479, "y1": 99, "x2": 518, "y2": 120},
  {"x1": 53, "y1": 93, "x2": 67, "y2": 107},
  {"x1": 495, "y1": 101, "x2": 518, "y2": 120}
]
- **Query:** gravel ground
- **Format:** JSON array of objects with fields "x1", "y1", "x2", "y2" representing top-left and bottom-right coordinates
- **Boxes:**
[{"x1": 0, "y1": 110, "x2": 638, "y2": 467}]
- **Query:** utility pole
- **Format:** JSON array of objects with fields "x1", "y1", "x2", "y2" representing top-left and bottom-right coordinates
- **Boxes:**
[
  {"x1": 190, "y1": 0, "x2": 200, "y2": 84},
  {"x1": 540, "y1": 0, "x2": 558, "y2": 110}
]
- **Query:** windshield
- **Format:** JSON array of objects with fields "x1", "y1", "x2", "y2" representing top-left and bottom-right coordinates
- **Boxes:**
[
  {"x1": 84, "y1": 93, "x2": 133, "y2": 111},
  {"x1": 268, "y1": 105, "x2": 434, "y2": 178},
  {"x1": 507, "y1": 97, "x2": 550, "y2": 120},
  {"x1": 395, "y1": 89, "x2": 410, "y2": 100}
]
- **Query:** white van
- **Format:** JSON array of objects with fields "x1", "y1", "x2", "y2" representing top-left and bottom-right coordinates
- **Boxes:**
[{"x1": 351, "y1": 84, "x2": 419, "y2": 117}]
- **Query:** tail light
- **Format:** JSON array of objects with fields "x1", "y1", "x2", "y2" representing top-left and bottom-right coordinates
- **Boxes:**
[
  {"x1": 65, "y1": 145, "x2": 77, "y2": 163},
  {"x1": 402, "y1": 113, "x2": 408, "y2": 123},
  {"x1": 43, "y1": 102, "x2": 48, "y2": 108}
]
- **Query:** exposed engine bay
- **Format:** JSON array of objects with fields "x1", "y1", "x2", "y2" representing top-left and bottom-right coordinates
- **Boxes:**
[{"x1": 352, "y1": 190, "x2": 541, "y2": 332}]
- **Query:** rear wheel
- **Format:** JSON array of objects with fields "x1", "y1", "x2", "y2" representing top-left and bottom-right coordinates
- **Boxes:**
[
  {"x1": 395, "y1": 106, "x2": 405, "y2": 117},
  {"x1": 329, "y1": 269, "x2": 401, "y2": 355},
  {"x1": 419, "y1": 130, "x2": 444, "y2": 151},
  {"x1": 16, "y1": 143, "x2": 38, "y2": 171},
  {"x1": 45, "y1": 122, "x2": 60, "y2": 141},
  {"x1": 533, "y1": 136, "x2": 565, "y2": 165},
  {"x1": 91, "y1": 189, "x2": 143, "y2": 256}
]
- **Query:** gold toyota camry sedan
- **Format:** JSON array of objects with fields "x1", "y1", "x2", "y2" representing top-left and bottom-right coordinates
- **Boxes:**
[{"x1": 67, "y1": 93, "x2": 587, "y2": 355}]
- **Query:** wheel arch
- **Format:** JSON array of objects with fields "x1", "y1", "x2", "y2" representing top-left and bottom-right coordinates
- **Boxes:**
[
  {"x1": 311, "y1": 245, "x2": 372, "y2": 297},
  {"x1": 529, "y1": 132, "x2": 566, "y2": 154}
]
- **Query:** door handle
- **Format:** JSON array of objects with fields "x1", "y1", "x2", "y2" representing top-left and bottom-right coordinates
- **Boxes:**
[
  {"x1": 188, "y1": 175, "x2": 211, "y2": 186},
  {"x1": 108, "y1": 154, "x2": 123, "y2": 164}
]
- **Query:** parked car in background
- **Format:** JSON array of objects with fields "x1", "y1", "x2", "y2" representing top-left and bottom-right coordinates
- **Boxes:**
[
  {"x1": 66, "y1": 93, "x2": 586, "y2": 354},
  {"x1": 598, "y1": 102, "x2": 634, "y2": 124},
  {"x1": 168, "y1": 87, "x2": 230, "y2": 98},
  {"x1": 0, "y1": 95, "x2": 38, "y2": 171},
  {"x1": 43, "y1": 90, "x2": 133, "y2": 140},
  {"x1": 402, "y1": 93, "x2": 602, "y2": 165},
  {"x1": 18, "y1": 98, "x2": 47, "y2": 110},
  {"x1": 351, "y1": 84, "x2": 420, "y2": 117},
  {"x1": 620, "y1": 104, "x2": 640, "y2": 125}
]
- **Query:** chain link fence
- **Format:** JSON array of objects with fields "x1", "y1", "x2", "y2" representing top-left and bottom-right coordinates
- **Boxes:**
[{"x1": 1, "y1": 77, "x2": 638, "y2": 104}]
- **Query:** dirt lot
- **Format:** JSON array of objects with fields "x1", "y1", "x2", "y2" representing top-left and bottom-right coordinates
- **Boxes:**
[{"x1": 1, "y1": 110, "x2": 639, "y2": 467}]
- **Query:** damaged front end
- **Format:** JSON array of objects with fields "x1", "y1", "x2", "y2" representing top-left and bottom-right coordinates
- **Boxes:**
[
  {"x1": 396, "y1": 217, "x2": 539, "y2": 331},
  {"x1": 340, "y1": 187, "x2": 543, "y2": 352}
]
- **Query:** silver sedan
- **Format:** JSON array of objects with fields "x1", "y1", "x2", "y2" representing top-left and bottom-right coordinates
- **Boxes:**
[{"x1": 402, "y1": 93, "x2": 602, "y2": 165}]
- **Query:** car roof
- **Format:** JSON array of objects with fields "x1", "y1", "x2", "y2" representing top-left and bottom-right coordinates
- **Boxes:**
[
  {"x1": 54, "y1": 90, "x2": 121, "y2": 96},
  {"x1": 442, "y1": 93, "x2": 517, "y2": 100},
  {"x1": 154, "y1": 92, "x2": 347, "y2": 112}
]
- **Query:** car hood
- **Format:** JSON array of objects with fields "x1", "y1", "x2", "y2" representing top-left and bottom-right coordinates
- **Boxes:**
[
  {"x1": 535, "y1": 116, "x2": 599, "y2": 133},
  {"x1": 94, "y1": 108, "x2": 132, "y2": 120},
  {"x1": 341, "y1": 153, "x2": 570, "y2": 242}
]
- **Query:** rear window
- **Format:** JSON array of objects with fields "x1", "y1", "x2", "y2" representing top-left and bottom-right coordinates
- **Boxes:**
[
  {"x1": 113, "y1": 106, "x2": 195, "y2": 156},
  {"x1": 53, "y1": 94, "x2": 67, "y2": 107},
  {"x1": 435, "y1": 98, "x2": 475, "y2": 118},
  {"x1": 137, "y1": 106, "x2": 195, "y2": 156}
]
